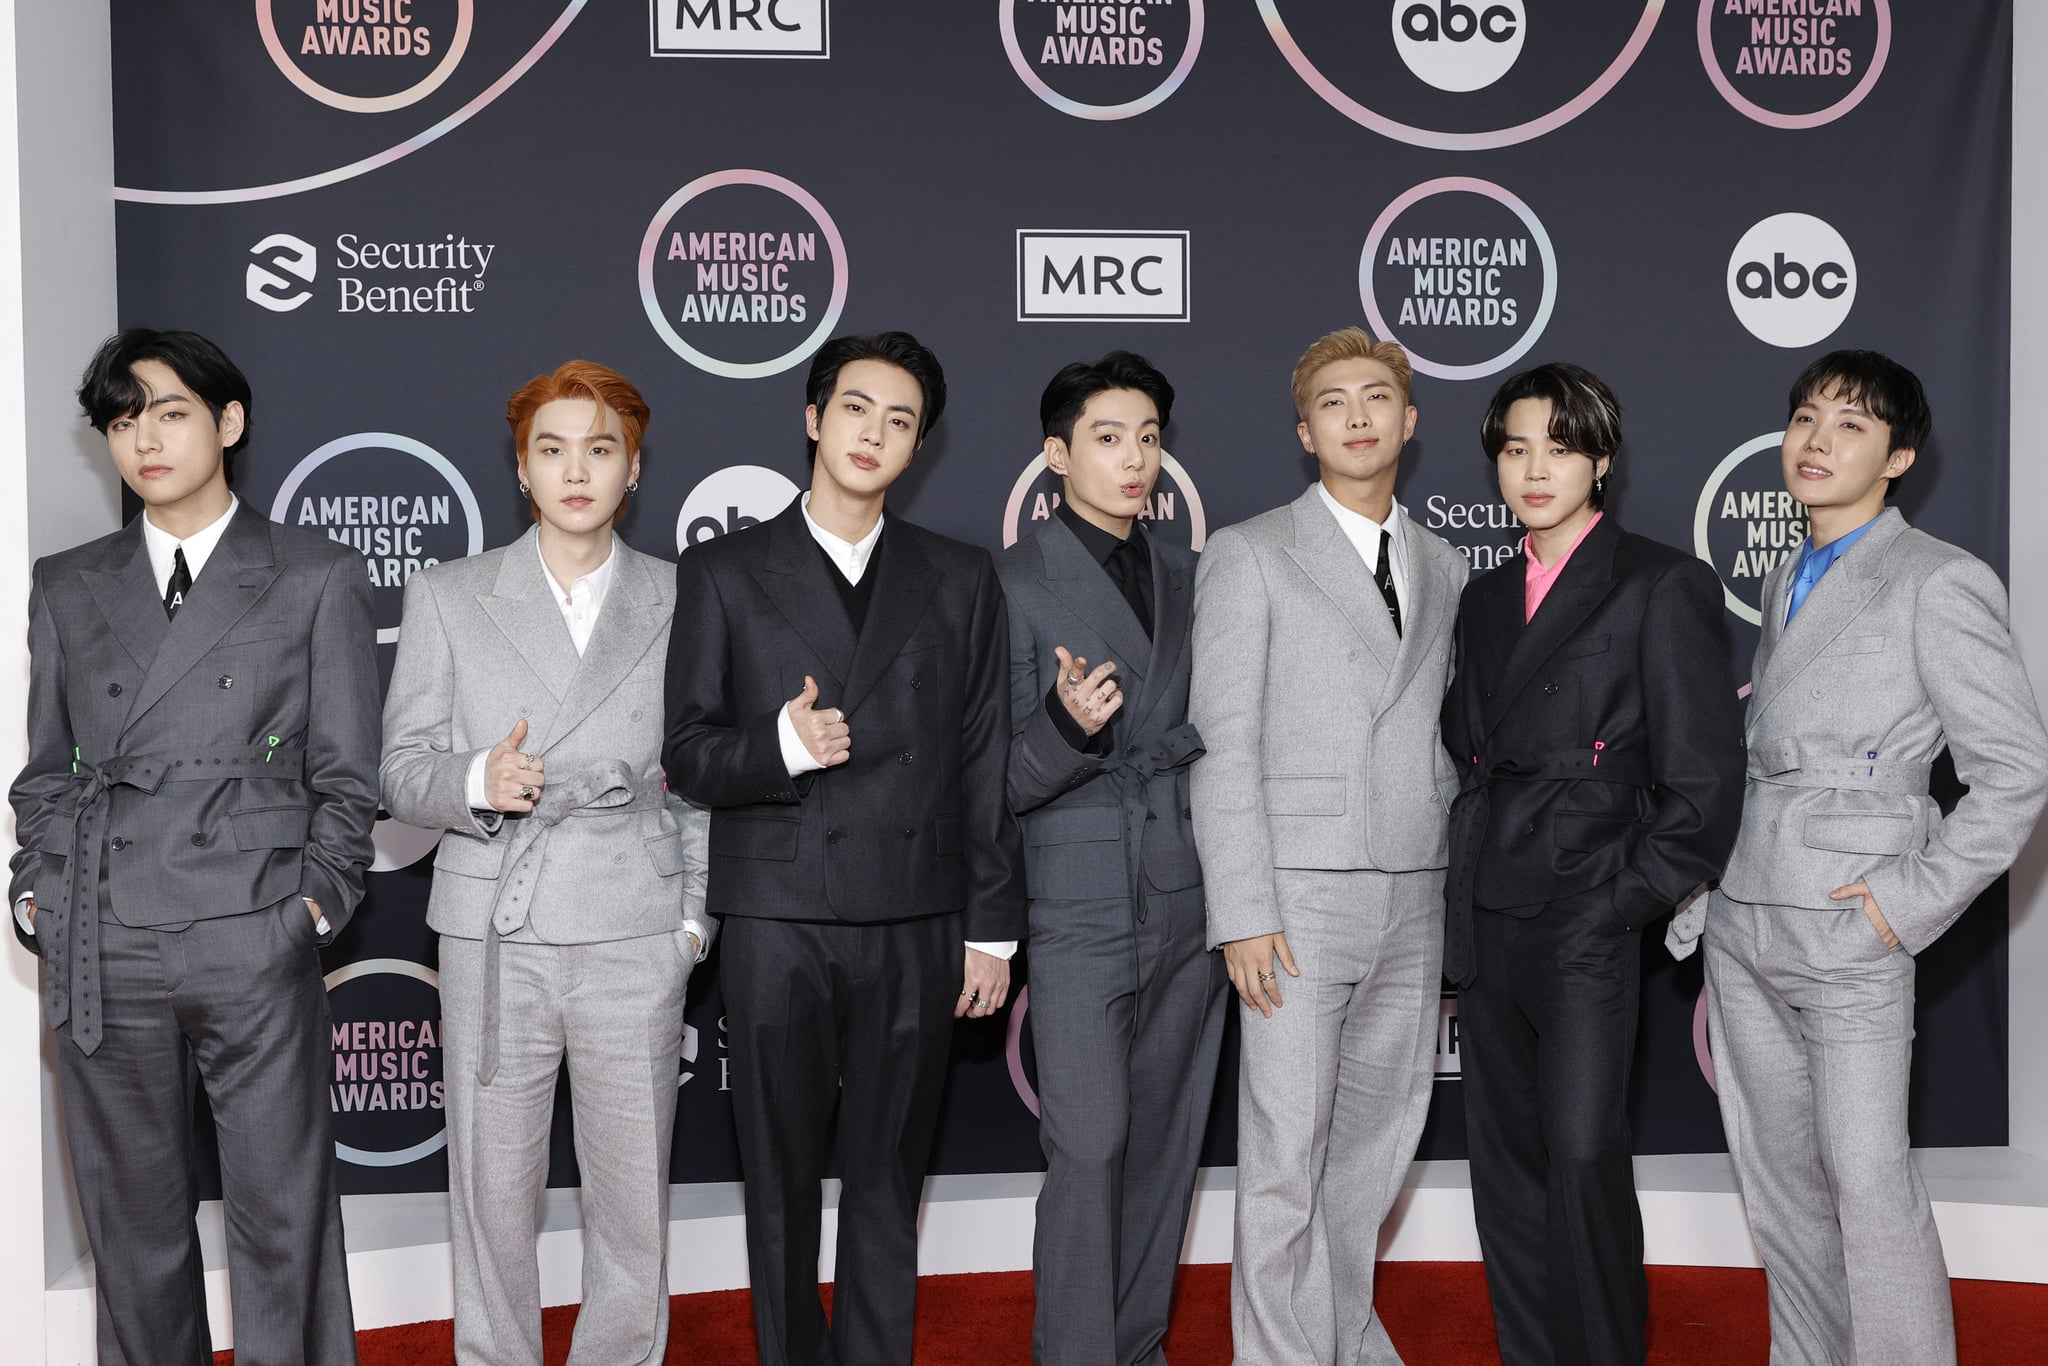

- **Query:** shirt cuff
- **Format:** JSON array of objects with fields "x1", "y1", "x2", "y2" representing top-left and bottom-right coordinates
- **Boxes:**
[
  {"x1": 966, "y1": 939, "x2": 1018, "y2": 960},
  {"x1": 465, "y1": 750, "x2": 491, "y2": 811},
  {"x1": 1044, "y1": 682, "x2": 1114, "y2": 756},
  {"x1": 682, "y1": 918, "x2": 710, "y2": 962},
  {"x1": 777, "y1": 704, "x2": 826, "y2": 777},
  {"x1": 302, "y1": 897, "x2": 331, "y2": 937},
  {"x1": 15, "y1": 893, "x2": 33, "y2": 936}
]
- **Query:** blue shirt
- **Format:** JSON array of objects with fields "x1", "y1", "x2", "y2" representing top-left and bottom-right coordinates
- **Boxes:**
[{"x1": 1785, "y1": 514, "x2": 1881, "y2": 624}]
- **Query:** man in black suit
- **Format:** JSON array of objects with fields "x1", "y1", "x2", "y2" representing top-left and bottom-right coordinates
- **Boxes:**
[
  {"x1": 1440, "y1": 363, "x2": 1745, "y2": 1364},
  {"x1": 10, "y1": 329, "x2": 379, "y2": 1364},
  {"x1": 664, "y1": 330, "x2": 1026, "y2": 1366}
]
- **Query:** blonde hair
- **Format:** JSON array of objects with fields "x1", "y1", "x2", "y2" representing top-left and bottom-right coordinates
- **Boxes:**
[{"x1": 1290, "y1": 327, "x2": 1414, "y2": 418}]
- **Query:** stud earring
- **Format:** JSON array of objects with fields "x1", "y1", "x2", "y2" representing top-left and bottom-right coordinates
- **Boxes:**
[
  {"x1": 626, "y1": 481, "x2": 639, "y2": 495},
  {"x1": 518, "y1": 481, "x2": 530, "y2": 496}
]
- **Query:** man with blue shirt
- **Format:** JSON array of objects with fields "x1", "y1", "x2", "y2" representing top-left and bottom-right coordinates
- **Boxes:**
[{"x1": 1673, "y1": 351, "x2": 2048, "y2": 1366}]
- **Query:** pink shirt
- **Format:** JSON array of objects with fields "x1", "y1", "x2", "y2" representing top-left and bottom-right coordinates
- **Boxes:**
[{"x1": 1523, "y1": 511, "x2": 1603, "y2": 622}]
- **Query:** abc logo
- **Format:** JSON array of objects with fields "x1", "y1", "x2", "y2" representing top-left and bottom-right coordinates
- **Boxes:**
[
  {"x1": 1726, "y1": 213, "x2": 1857, "y2": 349},
  {"x1": 1392, "y1": 0, "x2": 1524, "y2": 93},
  {"x1": 246, "y1": 232, "x2": 317, "y2": 313},
  {"x1": 675, "y1": 464, "x2": 800, "y2": 553}
]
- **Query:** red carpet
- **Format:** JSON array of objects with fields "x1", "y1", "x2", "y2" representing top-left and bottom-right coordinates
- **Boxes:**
[{"x1": 213, "y1": 1263, "x2": 2048, "y2": 1363}]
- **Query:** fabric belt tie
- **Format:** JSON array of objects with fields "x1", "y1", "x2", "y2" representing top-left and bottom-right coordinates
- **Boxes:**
[
  {"x1": 1443, "y1": 747, "x2": 1652, "y2": 989},
  {"x1": 475, "y1": 759, "x2": 668, "y2": 1085},
  {"x1": 46, "y1": 745, "x2": 307, "y2": 1054},
  {"x1": 1107, "y1": 723, "x2": 1204, "y2": 919},
  {"x1": 1746, "y1": 738, "x2": 1932, "y2": 797}
]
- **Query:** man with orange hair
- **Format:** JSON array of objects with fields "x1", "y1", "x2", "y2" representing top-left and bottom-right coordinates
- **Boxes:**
[{"x1": 382, "y1": 360, "x2": 712, "y2": 1366}]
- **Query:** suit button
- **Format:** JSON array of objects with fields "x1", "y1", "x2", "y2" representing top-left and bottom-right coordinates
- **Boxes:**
[
  {"x1": 1183, "y1": 807, "x2": 1192, "y2": 818},
  {"x1": 216, "y1": 676, "x2": 234, "y2": 689},
  {"x1": 1484, "y1": 690, "x2": 1494, "y2": 700},
  {"x1": 1769, "y1": 820, "x2": 1780, "y2": 834},
  {"x1": 1543, "y1": 682, "x2": 1559, "y2": 695},
  {"x1": 1811, "y1": 688, "x2": 1824, "y2": 699},
  {"x1": 107, "y1": 683, "x2": 122, "y2": 698},
  {"x1": 1146, "y1": 812, "x2": 1158, "y2": 821},
  {"x1": 190, "y1": 833, "x2": 206, "y2": 847},
  {"x1": 614, "y1": 852, "x2": 626, "y2": 864},
  {"x1": 109, "y1": 837, "x2": 127, "y2": 850},
  {"x1": 1126, "y1": 745, "x2": 1141, "y2": 756},
  {"x1": 630, "y1": 709, "x2": 642, "y2": 722},
  {"x1": 899, "y1": 752, "x2": 914, "y2": 765},
  {"x1": 902, "y1": 827, "x2": 915, "y2": 840},
  {"x1": 1522, "y1": 824, "x2": 1535, "y2": 835},
  {"x1": 911, "y1": 676, "x2": 923, "y2": 689},
  {"x1": 827, "y1": 829, "x2": 845, "y2": 843}
]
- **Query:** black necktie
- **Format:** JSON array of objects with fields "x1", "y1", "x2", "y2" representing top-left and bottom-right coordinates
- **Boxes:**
[
  {"x1": 1105, "y1": 538, "x2": 1153, "y2": 640},
  {"x1": 164, "y1": 546, "x2": 191, "y2": 620},
  {"x1": 1375, "y1": 532, "x2": 1402, "y2": 637}
]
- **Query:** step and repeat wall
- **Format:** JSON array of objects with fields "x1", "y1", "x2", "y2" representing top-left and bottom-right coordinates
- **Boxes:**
[{"x1": 107, "y1": 1, "x2": 2011, "y2": 1197}]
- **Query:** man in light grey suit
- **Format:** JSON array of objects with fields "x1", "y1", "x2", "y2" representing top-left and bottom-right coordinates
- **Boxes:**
[
  {"x1": 1673, "y1": 351, "x2": 2048, "y2": 1366},
  {"x1": 381, "y1": 361, "x2": 711, "y2": 1365},
  {"x1": 10, "y1": 329, "x2": 378, "y2": 1365},
  {"x1": 999, "y1": 352, "x2": 1224, "y2": 1365},
  {"x1": 1191, "y1": 328, "x2": 1466, "y2": 1365}
]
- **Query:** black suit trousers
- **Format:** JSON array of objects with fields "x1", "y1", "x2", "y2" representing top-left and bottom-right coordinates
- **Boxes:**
[
  {"x1": 1460, "y1": 883, "x2": 1647, "y2": 1366},
  {"x1": 721, "y1": 910, "x2": 963, "y2": 1366}
]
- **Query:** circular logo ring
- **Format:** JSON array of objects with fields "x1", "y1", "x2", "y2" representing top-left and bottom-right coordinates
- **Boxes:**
[
  {"x1": 998, "y1": 0, "x2": 1207, "y2": 122},
  {"x1": 1696, "y1": 0, "x2": 1891, "y2": 130},
  {"x1": 1001, "y1": 451, "x2": 1207, "y2": 550},
  {"x1": 1257, "y1": 0, "x2": 1663, "y2": 150},
  {"x1": 257, "y1": 0, "x2": 476, "y2": 114},
  {"x1": 1693, "y1": 431, "x2": 1787, "y2": 627},
  {"x1": 270, "y1": 432, "x2": 486, "y2": 644},
  {"x1": 1358, "y1": 176, "x2": 1558, "y2": 382},
  {"x1": 323, "y1": 956, "x2": 448, "y2": 1167},
  {"x1": 638, "y1": 170, "x2": 850, "y2": 380}
]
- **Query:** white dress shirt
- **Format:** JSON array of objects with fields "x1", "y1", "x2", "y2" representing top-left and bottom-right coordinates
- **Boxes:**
[
  {"x1": 1315, "y1": 481, "x2": 1409, "y2": 616},
  {"x1": 772, "y1": 494, "x2": 1015, "y2": 960}
]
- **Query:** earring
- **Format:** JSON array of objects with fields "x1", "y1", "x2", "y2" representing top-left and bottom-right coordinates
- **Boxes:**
[
  {"x1": 1593, "y1": 475, "x2": 1605, "y2": 497},
  {"x1": 626, "y1": 481, "x2": 639, "y2": 495},
  {"x1": 518, "y1": 481, "x2": 530, "y2": 496}
]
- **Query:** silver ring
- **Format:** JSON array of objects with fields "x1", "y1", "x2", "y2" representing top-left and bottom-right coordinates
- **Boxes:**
[
  {"x1": 1066, "y1": 672, "x2": 1082, "y2": 684},
  {"x1": 1256, "y1": 971, "x2": 1275, "y2": 982},
  {"x1": 518, "y1": 785, "x2": 536, "y2": 801},
  {"x1": 835, "y1": 709, "x2": 845, "y2": 725}
]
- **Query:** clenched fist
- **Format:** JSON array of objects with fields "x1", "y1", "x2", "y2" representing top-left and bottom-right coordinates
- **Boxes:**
[
  {"x1": 484, "y1": 717, "x2": 546, "y2": 813},
  {"x1": 788, "y1": 675, "x2": 851, "y2": 767}
]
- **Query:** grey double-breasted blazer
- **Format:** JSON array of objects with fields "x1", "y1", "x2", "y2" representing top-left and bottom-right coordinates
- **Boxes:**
[
  {"x1": 380, "y1": 529, "x2": 711, "y2": 948},
  {"x1": 1714, "y1": 509, "x2": 2048, "y2": 951},
  {"x1": 1189, "y1": 486, "x2": 1468, "y2": 948}
]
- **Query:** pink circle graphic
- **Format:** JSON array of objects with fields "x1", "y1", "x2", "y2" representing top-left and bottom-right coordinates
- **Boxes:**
[
  {"x1": 1697, "y1": 0, "x2": 1890, "y2": 130},
  {"x1": 1693, "y1": 986, "x2": 1717, "y2": 1094},
  {"x1": 1257, "y1": 1, "x2": 1664, "y2": 150},
  {"x1": 257, "y1": 0, "x2": 475, "y2": 114},
  {"x1": 1005, "y1": 986, "x2": 1040, "y2": 1118}
]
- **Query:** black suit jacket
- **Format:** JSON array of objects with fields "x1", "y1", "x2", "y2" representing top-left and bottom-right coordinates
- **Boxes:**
[
  {"x1": 662, "y1": 501, "x2": 1026, "y2": 940},
  {"x1": 1441, "y1": 516, "x2": 1745, "y2": 978}
]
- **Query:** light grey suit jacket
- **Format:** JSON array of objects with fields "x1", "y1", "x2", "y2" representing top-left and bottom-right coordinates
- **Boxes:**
[
  {"x1": 1716, "y1": 509, "x2": 2048, "y2": 951},
  {"x1": 380, "y1": 529, "x2": 711, "y2": 948},
  {"x1": 998, "y1": 516, "x2": 1203, "y2": 903},
  {"x1": 1190, "y1": 486, "x2": 1467, "y2": 948}
]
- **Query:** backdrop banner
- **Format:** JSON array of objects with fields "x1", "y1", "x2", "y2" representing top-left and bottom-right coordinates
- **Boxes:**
[{"x1": 107, "y1": 0, "x2": 2012, "y2": 1197}]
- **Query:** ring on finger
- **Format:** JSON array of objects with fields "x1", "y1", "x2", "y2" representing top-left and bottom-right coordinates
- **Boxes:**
[{"x1": 518, "y1": 785, "x2": 537, "y2": 801}]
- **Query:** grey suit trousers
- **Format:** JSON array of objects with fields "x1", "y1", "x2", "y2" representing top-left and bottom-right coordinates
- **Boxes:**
[
  {"x1": 59, "y1": 903, "x2": 356, "y2": 1366},
  {"x1": 1029, "y1": 884, "x2": 1226, "y2": 1366},
  {"x1": 1233, "y1": 868, "x2": 1445, "y2": 1366},
  {"x1": 1704, "y1": 891, "x2": 1954, "y2": 1366},
  {"x1": 439, "y1": 932, "x2": 690, "y2": 1366}
]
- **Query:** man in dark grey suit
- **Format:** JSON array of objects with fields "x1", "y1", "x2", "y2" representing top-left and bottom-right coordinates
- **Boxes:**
[
  {"x1": 9, "y1": 330, "x2": 379, "y2": 1366},
  {"x1": 999, "y1": 353, "x2": 1223, "y2": 1366}
]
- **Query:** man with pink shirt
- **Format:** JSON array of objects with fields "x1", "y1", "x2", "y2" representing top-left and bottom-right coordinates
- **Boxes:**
[{"x1": 1439, "y1": 362, "x2": 1746, "y2": 1365}]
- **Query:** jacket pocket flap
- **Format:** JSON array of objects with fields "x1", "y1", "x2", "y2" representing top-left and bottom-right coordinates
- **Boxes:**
[
  {"x1": 1565, "y1": 633, "x2": 1612, "y2": 658},
  {"x1": 1802, "y1": 811, "x2": 1917, "y2": 856},
  {"x1": 433, "y1": 832, "x2": 508, "y2": 878},
  {"x1": 1263, "y1": 776, "x2": 1346, "y2": 816},
  {"x1": 1554, "y1": 811, "x2": 1635, "y2": 853},
  {"x1": 645, "y1": 831, "x2": 689, "y2": 876},
  {"x1": 1822, "y1": 634, "x2": 1886, "y2": 657},
  {"x1": 1024, "y1": 804, "x2": 1122, "y2": 846},
  {"x1": 230, "y1": 805, "x2": 311, "y2": 851},
  {"x1": 719, "y1": 814, "x2": 799, "y2": 862}
]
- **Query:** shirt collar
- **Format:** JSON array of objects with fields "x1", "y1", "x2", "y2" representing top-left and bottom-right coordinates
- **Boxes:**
[
  {"x1": 799, "y1": 489, "x2": 885, "y2": 582},
  {"x1": 1798, "y1": 512, "x2": 1882, "y2": 577},
  {"x1": 142, "y1": 495, "x2": 240, "y2": 587},
  {"x1": 1054, "y1": 499, "x2": 1143, "y2": 566},
  {"x1": 533, "y1": 530, "x2": 617, "y2": 612},
  {"x1": 1315, "y1": 482, "x2": 1404, "y2": 556}
]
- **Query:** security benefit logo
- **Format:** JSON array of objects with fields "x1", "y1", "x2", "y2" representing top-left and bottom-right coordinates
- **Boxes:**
[
  {"x1": 270, "y1": 433, "x2": 485, "y2": 644},
  {"x1": 243, "y1": 231, "x2": 498, "y2": 316},
  {"x1": 999, "y1": 0, "x2": 1204, "y2": 120},
  {"x1": 639, "y1": 170, "x2": 849, "y2": 380},
  {"x1": 325, "y1": 959, "x2": 447, "y2": 1168},
  {"x1": 1258, "y1": 0, "x2": 1657, "y2": 148},
  {"x1": 1699, "y1": 0, "x2": 1890, "y2": 128},
  {"x1": 1017, "y1": 231, "x2": 1190, "y2": 322},
  {"x1": 1695, "y1": 432, "x2": 1807, "y2": 626},
  {"x1": 1360, "y1": 177, "x2": 1557, "y2": 382},
  {"x1": 1726, "y1": 212, "x2": 1856, "y2": 349},
  {"x1": 675, "y1": 464, "x2": 801, "y2": 553},
  {"x1": 257, "y1": 1, "x2": 474, "y2": 114},
  {"x1": 1420, "y1": 494, "x2": 1521, "y2": 573},
  {"x1": 652, "y1": 0, "x2": 827, "y2": 57},
  {"x1": 1001, "y1": 450, "x2": 1206, "y2": 550}
]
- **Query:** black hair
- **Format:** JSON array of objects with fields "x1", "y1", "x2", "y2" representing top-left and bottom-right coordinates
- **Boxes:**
[
  {"x1": 1479, "y1": 361, "x2": 1623, "y2": 510},
  {"x1": 1039, "y1": 350, "x2": 1175, "y2": 445},
  {"x1": 1787, "y1": 350, "x2": 1930, "y2": 492},
  {"x1": 804, "y1": 331, "x2": 947, "y2": 464},
  {"x1": 77, "y1": 328, "x2": 253, "y2": 479}
]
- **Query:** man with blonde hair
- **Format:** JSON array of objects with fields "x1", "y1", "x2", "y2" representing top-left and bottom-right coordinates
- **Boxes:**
[{"x1": 1191, "y1": 328, "x2": 1467, "y2": 1363}]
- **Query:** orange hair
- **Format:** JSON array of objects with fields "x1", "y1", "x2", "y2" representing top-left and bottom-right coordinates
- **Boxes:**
[
  {"x1": 506, "y1": 360, "x2": 651, "y2": 523},
  {"x1": 1290, "y1": 327, "x2": 1414, "y2": 419}
]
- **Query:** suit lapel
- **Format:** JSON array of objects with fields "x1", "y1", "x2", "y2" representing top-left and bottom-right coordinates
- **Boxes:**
[
  {"x1": 751, "y1": 503, "x2": 857, "y2": 693},
  {"x1": 1749, "y1": 508, "x2": 1902, "y2": 734},
  {"x1": 842, "y1": 522, "x2": 938, "y2": 715},
  {"x1": 1037, "y1": 516, "x2": 1151, "y2": 694},
  {"x1": 1283, "y1": 486, "x2": 1400, "y2": 676},
  {"x1": 121, "y1": 506, "x2": 284, "y2": 739},
  {"x1": 1128, "y1": 535, "x2": 1190, "y2": 736},
  {"x1": 478, "y1": 528, "x2": 580, "y2": 704},
  {"x1": 541, "y1": 542, "x2": 668, "y2": 755},
  {"x1": 80, "y1": 520, "x2": 166, "y2": 673},
  {"x1": 1385, "y1": 517, "x2": 1443, "y2": 703},
  {"x1": 1481, "y1": 515, "x2": 1621, "y2": 738}
]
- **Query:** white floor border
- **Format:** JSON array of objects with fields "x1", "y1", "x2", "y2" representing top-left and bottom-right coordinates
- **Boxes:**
[{"x1": 40, "y1": 1149, "x2": 2048, "y2": 1362}]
